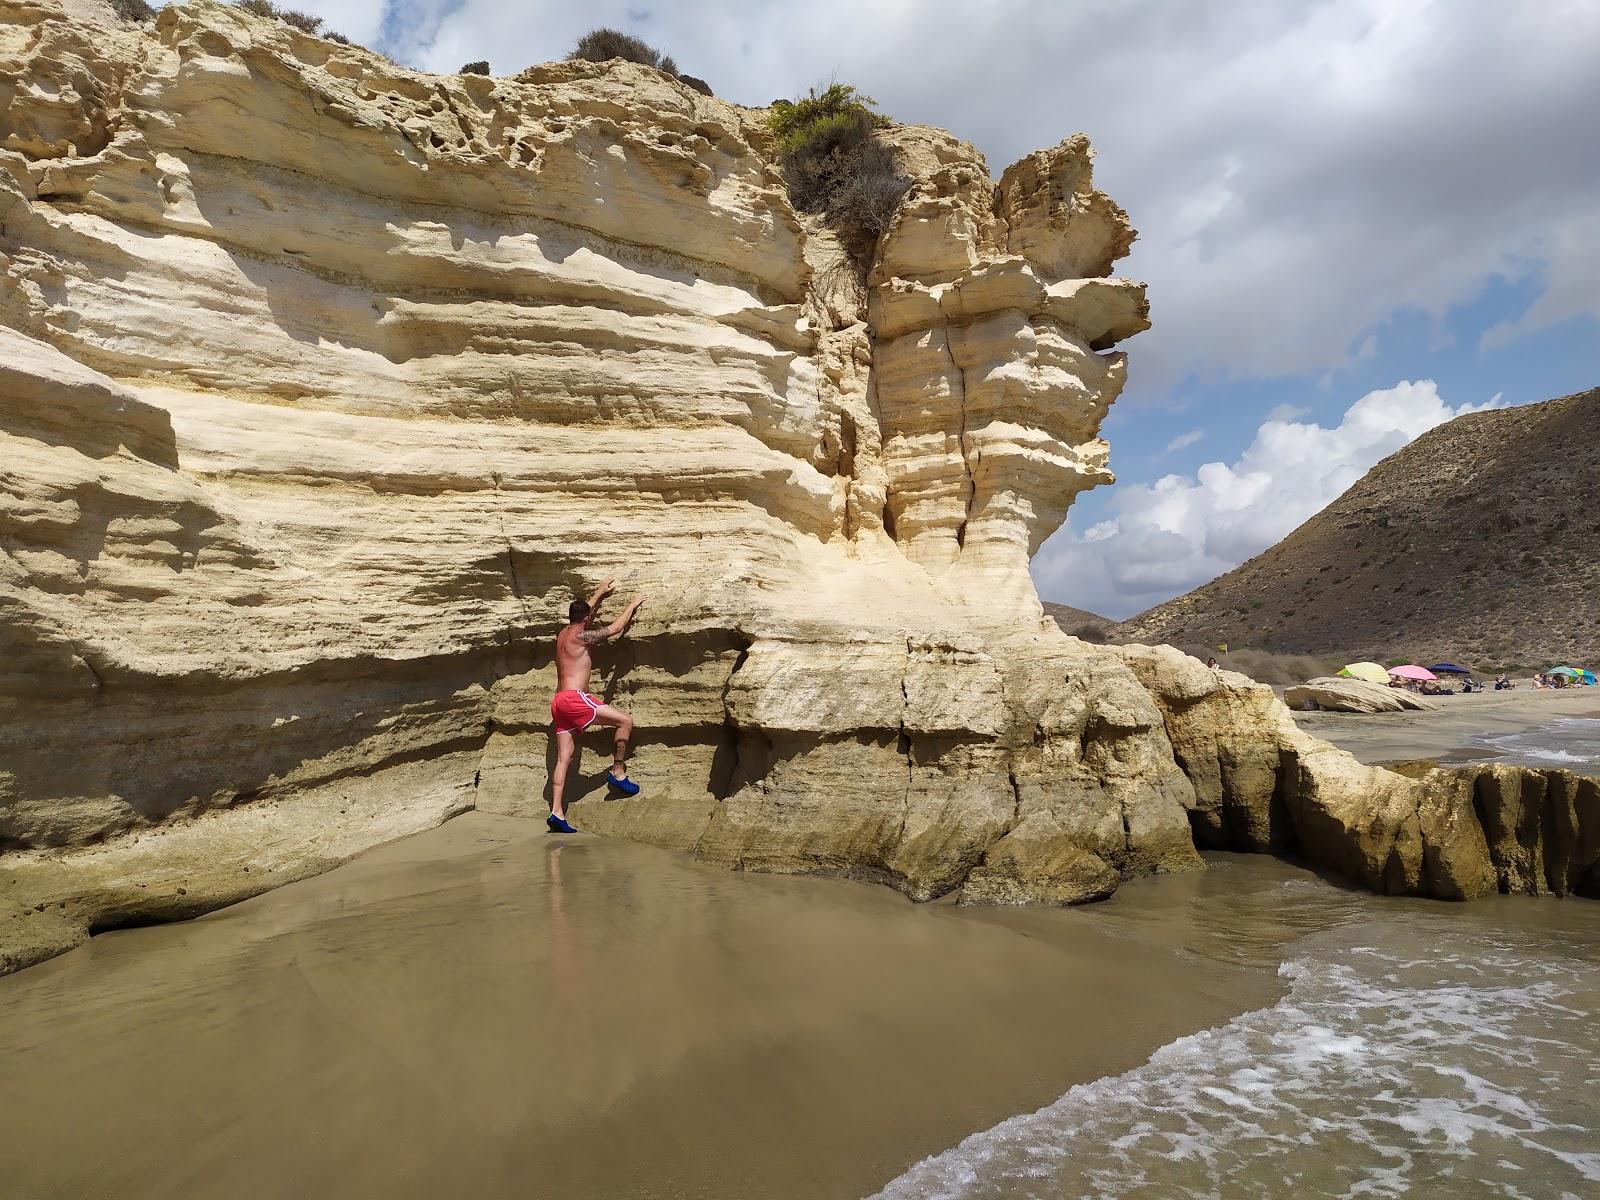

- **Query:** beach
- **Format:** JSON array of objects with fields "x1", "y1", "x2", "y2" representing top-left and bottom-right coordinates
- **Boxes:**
[
  {"x1": 5, "y1": 813, "x2": 1598, "y2": 1198},
  {"x1": 1291, "y1": 687, "x2": 1600, "y2": 768},
  {"x1": 0, "y1": 813, "x2": 1281, "y2": 1200}
]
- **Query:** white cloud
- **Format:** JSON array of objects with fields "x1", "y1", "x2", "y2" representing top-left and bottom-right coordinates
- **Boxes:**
[
  {"x1": 1164, "y1": 429, "x2": 1204, "y2": 453},
  {"x1": 1481, "y1": 216, "x2": 1600, "y2": 348},
  {"x1": 1033, "y1": 380, "x2": 1504, "y2": 618}
]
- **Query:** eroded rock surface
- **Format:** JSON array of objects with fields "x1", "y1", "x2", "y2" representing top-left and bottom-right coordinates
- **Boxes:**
[
  {"x1": 1284, "y1": 678, "x2": 1442, "y2": 713},
  {"x1": 1, "y1": 1, "x2": 1593, "y2": 975}
]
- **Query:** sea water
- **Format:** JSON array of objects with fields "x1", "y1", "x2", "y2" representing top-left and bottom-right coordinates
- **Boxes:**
[
  {"x1": 1462, "y1": 716, "x2": 1600, "y2": 771},
  {"x1": 871, "y1": 890, "x2": 1600, "y2": 1200}
]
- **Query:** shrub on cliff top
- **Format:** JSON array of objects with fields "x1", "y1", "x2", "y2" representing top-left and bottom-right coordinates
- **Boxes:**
[
  {"x1": 768, "y1": 84, "x2": 886, "y2": 160},
  {"x1": 569, "y1": 28, "x2": 678, "y2": 77},
  {"x1": 768, "y1": 84, "x2": 911, "y2": 263},
  {"x1": 111, "y1": 0, "x2": 155, "y2": 22},
  {"x1": 459, "y1": 60, "x2": 492, "y2": 76},
  {"x1": 233, "y1": 0, "x2": 326, "y2": 36}
]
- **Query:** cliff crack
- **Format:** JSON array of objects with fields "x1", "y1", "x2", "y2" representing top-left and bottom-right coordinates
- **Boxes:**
[
  {"x1": 487, "y1": 467, "x2": 532, "y2": 636},
  {"x1": 76, "y1": 650, "x2": 104, "y2": 694},
  {"x1": 938, "y1": 324, "x2": 977, "y2": 550},
  {"x1": 891, "y1": 638, "x2": 914, "y2": 851}
]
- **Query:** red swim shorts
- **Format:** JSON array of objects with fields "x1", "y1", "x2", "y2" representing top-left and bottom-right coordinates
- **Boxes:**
[{"x1": 550, "y1": 690, "x2": 601, "y2": 735}]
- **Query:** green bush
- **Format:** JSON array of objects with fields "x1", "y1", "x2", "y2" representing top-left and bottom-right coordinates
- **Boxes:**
[
  {"x1": 569, "y1": 28, "x2": 677, "y2": 76},
  {"x1": 767, "y1": 84, "x2": 910, "y2": 261},
  {"x1": 768, "y1": 83, "x2": 884, "y2": 161},
  {"x1": 459, "y1": 60, "x2": 492, "y2": 75},
  {"x1": 111, "y1": 0, "x2": 155, "y2": 21}
]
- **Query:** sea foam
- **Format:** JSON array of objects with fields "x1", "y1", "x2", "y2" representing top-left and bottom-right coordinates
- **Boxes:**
[
  {"x1": 868, "y1": 919, "x2": 1600, "y2": 1200},
  {"x1": 1466, "y1": 717, "x2": 1600, "y2": 769}
]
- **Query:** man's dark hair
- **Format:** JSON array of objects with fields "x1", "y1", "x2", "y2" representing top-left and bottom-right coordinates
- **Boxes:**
[{"x1": 568, "y1": 599, "x2": 591, "y2": 624}]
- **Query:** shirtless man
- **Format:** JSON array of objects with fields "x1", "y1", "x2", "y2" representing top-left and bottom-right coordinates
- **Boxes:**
[{"x1": 546, "y1": 580, "x2": 646, "y2": 834}]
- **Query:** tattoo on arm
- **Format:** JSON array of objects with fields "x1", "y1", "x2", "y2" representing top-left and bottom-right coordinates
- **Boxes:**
[{"x1": 578, "y1": 628, "x2": 614, "y2": 646}]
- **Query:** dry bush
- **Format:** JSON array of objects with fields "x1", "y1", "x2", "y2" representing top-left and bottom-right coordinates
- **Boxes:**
[
  {"x1": 569, "y1": 28, "x2": 677, "y2": 76},
  {"x1": 459, "y1": 60, "x2": 491, "y2": 75},
  {"x1": 234, "y1": 1, "x2": 324, "y2": 35},
  {"x1": 112, "y1": 0, "x2": 154, "y2": 21},
  {"x1": 1178, "y1": 645, "x2": 1338, "y2": 685}
]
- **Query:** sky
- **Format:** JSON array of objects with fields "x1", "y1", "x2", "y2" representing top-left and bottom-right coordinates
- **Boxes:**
[{"x1": 278, "y1": 0, "x2": 1598, "y2": 618}]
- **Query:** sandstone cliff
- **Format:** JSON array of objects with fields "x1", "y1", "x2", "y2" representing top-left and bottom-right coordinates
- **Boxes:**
[
  {"x1": 1115, "y1": 387, "x2": 1600, "y2": 666},
  {"x1": 2, "y1": 2, "x2": 1595, "y2": 975}
]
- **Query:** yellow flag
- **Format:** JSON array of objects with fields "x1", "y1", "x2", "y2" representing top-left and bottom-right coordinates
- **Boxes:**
[{"x1": 1217, "y1": 643, "x2": 1228, "y2": 653}]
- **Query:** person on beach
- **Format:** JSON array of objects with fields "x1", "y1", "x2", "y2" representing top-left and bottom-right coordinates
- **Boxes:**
[{"x1": 546, "y1": 580, "x2": 646, "y2": 835}]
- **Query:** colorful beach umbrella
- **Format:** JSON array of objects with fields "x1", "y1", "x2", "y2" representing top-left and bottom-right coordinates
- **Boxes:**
[
  {"x1": 1428, "y1": 663, "x2": 1471, "y2": 675},
  {"x1": 1547, "y1": 667, "x2": 1580, "y2": 677},
  {"x1": 1337, "y1": 662, "x2": 1390, "y2": 684},
  {"x1": 1389, "y1": 665, "x2": 1437, "y2": 681},
  {"x1": 1579, "y1": 670, "x2": 1598, "y2": 685}
]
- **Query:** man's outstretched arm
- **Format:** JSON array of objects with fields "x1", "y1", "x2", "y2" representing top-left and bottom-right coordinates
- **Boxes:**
[
  {"x1": 586, "y1": 578, "x2": 616, "y2": 615},
  {"x1": 579, "y1": 595, "x2": 645, "y2": 645}
]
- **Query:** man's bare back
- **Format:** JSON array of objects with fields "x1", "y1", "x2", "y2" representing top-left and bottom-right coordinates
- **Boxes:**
[
  {"x1": 545, "y1": 580, "x2": 645, "y2": 833},
  {"x1": 554, "y1": 621, "x2": 604, "y2": 693}
]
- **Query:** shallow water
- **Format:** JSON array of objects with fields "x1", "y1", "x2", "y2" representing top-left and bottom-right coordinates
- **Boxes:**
[
  {"x1": 873, "y1": 873, "x2": 1600, "y2": 1200},
  {"x1": 1459, "y1": 715, "x2": 1600, "y2": 770},
  {"x1": 0, "y1": 814, "x2": 1277, "y2": 1200}
]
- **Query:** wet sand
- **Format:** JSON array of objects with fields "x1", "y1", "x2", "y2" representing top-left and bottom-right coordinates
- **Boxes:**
[
  {"x1": 1291, "y1": 688, "x2": 1600, "y2": 766},
  {"x1": 0, "y1": 814, "x2": 1289, "y2": 1200}
]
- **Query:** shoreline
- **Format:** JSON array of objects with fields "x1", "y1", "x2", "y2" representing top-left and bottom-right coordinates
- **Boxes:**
[
  {"x1": 1289, "y1": 688, "x2": 1600, "y2": 766},
  {"x1": 0, "y1": 813, "x2": 1288, "y2": 1199}
]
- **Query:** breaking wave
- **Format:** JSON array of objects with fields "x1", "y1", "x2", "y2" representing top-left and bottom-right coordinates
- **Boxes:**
[
  {"x1": 870, "y1": 918, "x2": 1600, "y2": 1199},
  {"x1": 1465, "y1": 717, "x2": 1600, "y2": 769}
]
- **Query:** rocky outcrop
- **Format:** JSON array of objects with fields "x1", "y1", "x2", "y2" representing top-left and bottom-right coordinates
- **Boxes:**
[
  {"x1": 1283, "y1": 678, "x2": 1442, "y2": 713},
  {"x1": 0, "y1": 2, "x2": 1594, "y2": 976},
  {"x1": 1125, "y1": 647, "x2": 1600, "y2": 901}
]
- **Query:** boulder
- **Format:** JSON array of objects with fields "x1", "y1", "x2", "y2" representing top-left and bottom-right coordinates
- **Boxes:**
[{"x1": 1284, "y1": 678, "x2": 1442, "y2": 713}]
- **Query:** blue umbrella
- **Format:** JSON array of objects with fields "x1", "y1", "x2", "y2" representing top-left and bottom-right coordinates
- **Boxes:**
[{"x1": 1428, "y1": 662, "x2": 1471, "y2": 675}]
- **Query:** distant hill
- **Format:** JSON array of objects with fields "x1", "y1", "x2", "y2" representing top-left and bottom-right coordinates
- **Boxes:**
[
  {"x1": 1113, "y1": 387, "x2": 1600, "y2": 669},
  {"x1": 1042, "y1": 601, "x2": 1113, "y2": 641}
]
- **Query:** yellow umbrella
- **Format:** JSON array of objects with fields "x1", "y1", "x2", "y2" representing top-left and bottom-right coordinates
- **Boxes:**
[{"x1": 1337, "y1": 661, "x2": 1390, "y2": 684}]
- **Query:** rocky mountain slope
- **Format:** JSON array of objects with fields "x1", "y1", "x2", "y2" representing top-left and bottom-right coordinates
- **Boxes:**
[
  {"x1": 1041, "y1": 601, "x2": 1113, "y2": 640},
  {"x1": 1116, "y1": 388, "x2": 1600, "y2": 667},
  {"x1": 2, "y1": 1, "x2": 1596, "y2": 974}
]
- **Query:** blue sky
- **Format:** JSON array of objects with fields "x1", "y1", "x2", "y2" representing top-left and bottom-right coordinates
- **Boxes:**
[{"x1": 260, "y1": 0, "x2": 1599, "y2": 617}]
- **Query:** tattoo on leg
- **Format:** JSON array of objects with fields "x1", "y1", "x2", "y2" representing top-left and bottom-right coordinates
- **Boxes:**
[{"x1": 614, "y1": 737, "x2": 629, "y2": 764}]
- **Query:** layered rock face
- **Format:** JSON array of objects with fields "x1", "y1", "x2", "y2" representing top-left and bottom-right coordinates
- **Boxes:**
[{"x1": 1, "y1": 2, "x2": 1594, "y2": 974}]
